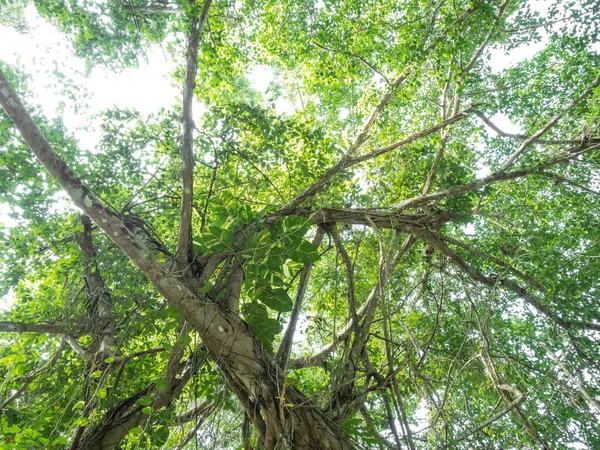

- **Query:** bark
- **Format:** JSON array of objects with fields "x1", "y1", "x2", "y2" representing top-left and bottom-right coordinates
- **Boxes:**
[
  {"x1": 0, "y1": 321, "x2": 89, "y2": 335},
  {"x1": 176, "y1": 0, "x2": 212, "y2": 271},
  {"x1": 75, "y1": 215, "x2": 117, "y2": 358}
]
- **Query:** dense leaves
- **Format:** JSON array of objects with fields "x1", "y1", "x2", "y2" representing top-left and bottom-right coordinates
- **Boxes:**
[{"x1": 1, "y1": 0, "x2": 599, "y2": 449}]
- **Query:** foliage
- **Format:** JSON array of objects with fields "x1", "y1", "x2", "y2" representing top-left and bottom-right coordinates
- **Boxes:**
[{"x1": 1, "y1": 0, "x2": 599, "y2": 449}]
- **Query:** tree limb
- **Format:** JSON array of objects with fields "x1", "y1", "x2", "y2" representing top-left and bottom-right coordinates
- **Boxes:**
[
  {"x1": 394, "y1": 142, "x2": 600, "y2": 211},
  {"x1": 281, "y1": 109, "x2": 471, "y2": 211},
  {"x1": 176, "y1": 0, "x2": 212, "y2": 270},
  {"x1": 0, "y1": 321, "x2": 89, "y2": 335},
  {"x1": 276, "y1": 227, "x2": 325, "y2": 372}
]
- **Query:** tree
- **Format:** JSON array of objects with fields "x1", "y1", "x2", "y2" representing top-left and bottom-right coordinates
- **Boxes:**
[{"x1": 1, "y1": 0, "x2": 599, "y2": 448}]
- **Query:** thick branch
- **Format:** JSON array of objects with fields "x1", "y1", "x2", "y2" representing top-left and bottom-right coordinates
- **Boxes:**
[
  {"x1": 76, "y1": 344, "x2": 198, "y2": 450},
  {"x1": 1, "y1": 69, "x2": 354, "y2": 450},
  {"x1": 75, "y1": 214, "x2": 117, "y2": 357},
  {"x1": 176, "y1": 0, "x2": 212, "y2": 270},
  {"x1": 0, "y1": 321, "x2": 89, "y2": 335},
  {"x1": 286, "y1": 207, "x2": 453, "y2": 231}
]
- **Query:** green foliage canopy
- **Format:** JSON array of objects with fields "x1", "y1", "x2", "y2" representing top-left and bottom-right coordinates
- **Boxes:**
[{"x1": 0, "y1": 0, "x2": 599, "y2": 449}]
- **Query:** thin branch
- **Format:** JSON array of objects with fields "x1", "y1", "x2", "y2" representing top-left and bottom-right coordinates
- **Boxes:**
[
  {"x1": 330, "y1": 225, "x2": 359, "y2": 327},
  {"x1": 542, "y1": 344, "x2": 600, "y2": 415},
  {"x1": 63, "y1": 335, "x2": 94, "y2": 361},
  {"x1": 474, "y1": 110, "x2": 600, "y2": 145},
  {"x1": 462, "y1": 0, "x2": 511, "y2": 74},
  {"x1": 289, "y1": 235, "x2": 416, "y2": 369},
  {"x1": 311, "y1": 40, "x2": 391, "y2": 84},
  {"x1": 438, "y1": 234, "x2": 547, "y2": 293},
  {"x1": 176, "y1": 400, "x2": 216, "y2": 423},
  {"x1": 175, "y1": 401, "x2": 216, "y2": 450},
  {"x1": 276, "y1": 227, "x2": 325, "y2": 372},
  {"x1": 0, "y1": 342, "x2": 65, "y2": 410},
  {"x1": 425, "y1": 232, "x2": 599, "y2": 333},
  {"x1": 498, "y1": 74, "x2": 600, "y2": 173},
  {"x1": 439, "y1": 385, "x2": 524, "y2": 448},
  {"x1": 281, "y1": 109, "x2": 472, "y2": 211},
  {"x1": 394, "y1": 142, "x2": 600, "y2": 211}
]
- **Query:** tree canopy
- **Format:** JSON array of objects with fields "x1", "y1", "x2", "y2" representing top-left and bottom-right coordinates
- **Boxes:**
[{"x1": 1, "y1": 0, "x2": 599, "y2": 448}]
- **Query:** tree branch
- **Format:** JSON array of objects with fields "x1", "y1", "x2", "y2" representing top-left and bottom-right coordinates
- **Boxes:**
[
  {"x1": 289, "y1": 235, "x2": 416, "y2": 369},
  {"x1": 281, "y1": 108, "x2": 471, "y2": 211},
  {"x1": 176, "y1": 0, "x2": 213, "y2": 270},
  {"x1": 439, "y1": 384, "x2": 524, "y2": 448},
  {"x1": 75, "y1": 214, "x2": 118, "y2": 358},
  {"x1": 394, "y1": 142, "x2": 600, "y2": 211},
  {"x1": 438, "y1": 234, "x2": 547, "y2": 293},
  {"x1": 497, "y1": 74, "x2": 600, "y2": 173},
  {"x1": 0, "y1": 321, "x2": 89, "y2": 335},
  {"x1": 473, "y1": 110, "x2": 600, "y2": 145},
  {"x1": 276, "y1": 227, "x2": 325, "y2": 372},
  {"x1": 425, "y1": 231, "x2": 600, "y2": 333}
]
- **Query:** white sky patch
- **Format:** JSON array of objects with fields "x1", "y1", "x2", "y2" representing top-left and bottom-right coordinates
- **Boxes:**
[
  {"x1": 0, "y1": 203, "x2": 19, "y2": 229},
  {"x1": 248, "y1": 65, "x2": 275, "y2": 94},
  {"x1": 489, "y1": 113, "x2": 523, "y2": 135},
  {"x1": 0, "y1": 289, "x2": 16, "y2": 313},
  {"x1": 488, "y1": 39, "x2": 548, "y2": 74},
  {"x1": 0, "y1": 4, "x2": 178, "y2": 150},
  {"x1": 248, "y1": 65, "x2": 297, "y2": 115},
  {"x1": 338, "y1": 107, "x2": 349, "y2": 121},
  {"x1": 463, "y1": 223, "x2": 476, "y2": 235}
]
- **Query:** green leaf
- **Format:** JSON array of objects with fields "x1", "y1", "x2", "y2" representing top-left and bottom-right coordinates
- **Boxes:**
[
  {"x1": 289, "y1": 240, "x2": 320, "y2": 264},
  {"x1": 242, "y1": 302, "x2": 283, "y2": 355},
  {"x1": 75, "y1": 417, "x2": 89, "y2": 426},
  {"x1": 256, "y1": 286, "x2": 293, "y2": 312},
  {"x1": 138, "y1": 396, "x2": 152, "y2": 407}
]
